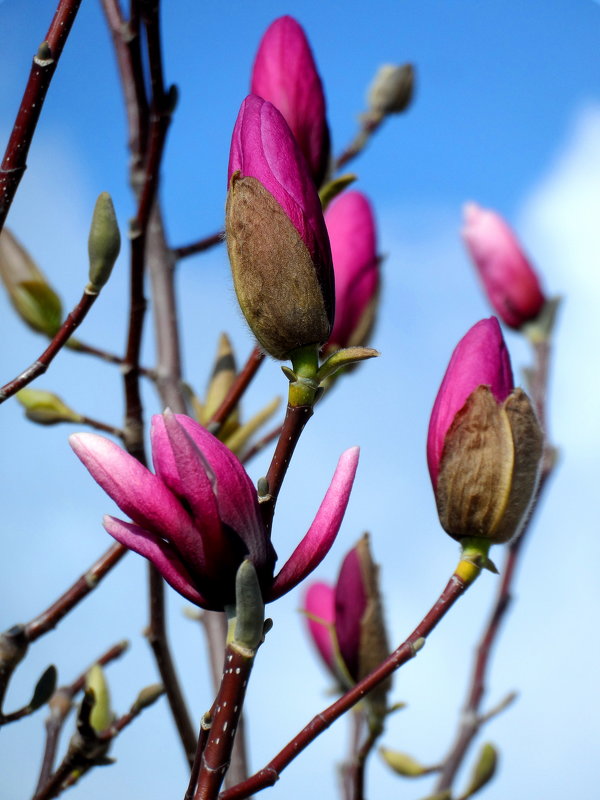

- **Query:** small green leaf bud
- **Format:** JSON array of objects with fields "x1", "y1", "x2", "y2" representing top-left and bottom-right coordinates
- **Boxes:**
[
  {"x1": 88, "y1": 192, "x2": 121, "y2": 291},
  {"x1": 0, "y1": 229, "x2": 63, "y2": 336},
  {"x1": 17, "y1": 389, "x2": 84, "y2": 425},
  {"x1": 462, "y1": 742, "x2": 498, "y2": 798},
  {"x1": 367, "y1": 63, "x2": 415, "y2": 115},
  {"x1": 232, "y1": 560, "x2": 265, "y2": 652},
  {"x1": 379, "y1": 748, "x2": 432, "y2": 777},
  {"x1": 132, "y1": 683, "x2": 165, "y2": 712},
  {"x1": 85, "y1": 664, "x2": 113, "y2": 733}
]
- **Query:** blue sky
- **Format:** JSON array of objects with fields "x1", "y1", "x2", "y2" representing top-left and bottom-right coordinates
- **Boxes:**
[{"x1": 1, "y1": 2, "x2": 599, "y2": 799}]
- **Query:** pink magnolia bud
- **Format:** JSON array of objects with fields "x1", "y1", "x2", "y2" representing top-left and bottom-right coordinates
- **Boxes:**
[
  {"x1": 325, "y1": 191, "x2": 379, "y2": 350},
  {"x1": 427, "y1": 318, "x2": 543, "y2": 544},
  {"x1": 462, "y1": 203, "x2": 546, "y2": 329},
  {"x1": 251, "y1": 16, "x2": 330, "y2": 187},
  {"x1": 226, "y1": 94, "x2": 334, "y2": 360}
]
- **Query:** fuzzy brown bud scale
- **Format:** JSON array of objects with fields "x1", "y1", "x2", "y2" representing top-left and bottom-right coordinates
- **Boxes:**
[
  {"x1": 226, "y1": 173, "x2": 331, "y2": 360},
  {"x1": 435, "y1": 386, "x2": 543, "y2": 544}
]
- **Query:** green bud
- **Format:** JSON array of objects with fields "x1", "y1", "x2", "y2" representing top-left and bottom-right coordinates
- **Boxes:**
[
  {"x1": 0, "y1": 229, "x2": 63, "y2": 336},
  {"x1": 88, "y1": 192, "x2": 120, "y2": 291},
  {"x1": 17, "y1": 389, "x2": 84, "y2": 425},
  {"x1": 132, "y1": 684, "x2": 165, "y2": 712},
  {"x1": 462, "y1": 743, "x2": 498, "y2": 798},
  {"x1": 85, "y1": 664, "x2": 113, "y2": 733},
  {"x1": 379, "y1": 748, "x2": 432, "y2": 777},
  {"x1": 232, "y1": 560, "x2": 265, "y2": 652},
  {"x1": 368, "y1": 64, "x2": 415, "y2": 115},
  {"x1": 316, "y1": 347, "x2": 380, "y2": 384}
]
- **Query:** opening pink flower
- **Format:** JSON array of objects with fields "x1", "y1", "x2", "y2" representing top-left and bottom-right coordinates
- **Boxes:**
[
  {"x1": 70, "y1": 412, "x2": 359, "y2": 611},
  {"x1": 251, "y1": 15, "x2": 330, "y2": 187},
  {"x1": 462, "y1": 202, "x2": 546, "y2": 329},
  {"x1": 325, "y1": 190, "x2": 379, "y2": 350}
]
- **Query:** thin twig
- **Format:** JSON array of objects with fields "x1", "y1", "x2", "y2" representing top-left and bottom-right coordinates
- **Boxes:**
[
  {"x1": 241, "y1": 423, "x2": 282, "y2": 465},
  {"x1": 172, "y1": 232, "x2": 224, "y2": 261},
  {"x1": 0, "y1": 289, "x2": 100, "y2": 403},
  {"x1": 219, "y1": 560, "x2": 481, "y2": 800},
  {"x1": 0, "y1": 0, "x2": 83, "y2": 232},
  {"x1": 208, "y1": 346, "x2": 265, "y2": 431}
]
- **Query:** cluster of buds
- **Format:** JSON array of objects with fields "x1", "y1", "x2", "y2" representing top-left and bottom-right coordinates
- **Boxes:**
[
  {"x1": 70, "y1": 412, "x2": 359, "y2": 611},
  {"x1": 304, "y1": 535, "x2": 390, "y2": 718},
  {"x1": 427, "y1": 317, "x2": 543, "y2": 551}
]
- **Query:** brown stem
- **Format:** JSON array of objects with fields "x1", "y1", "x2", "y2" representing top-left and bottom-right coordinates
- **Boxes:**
[
  {"x1": 0, "y1": 0, "x2": 83, "y2": 233},
  {"x1": 208, "y1": 346, "x2": 265, "y2": 430},
  {"x1": 172, "y1": 232, "x2": 224, "y2": 261},
  {"x1": 68, "y1": 339, "x2": 157, "y2": 379},
  {"x1": 219, "y1": 562, "x2": 479, "y2": 800},
  {"x1": 241, "y1": 423, "x2": 283, "y2": 465},
  {"x1": 194, "y1": 644, "x2": 256, "y2": 800},
  {"x1": 0, "y1": 290, "x2": 100, "y2": 403},
  {"x1": 259, "y1": 404, "x2": 313, "y2": 535},
  {"x1": 351, "y1": 724, "x2": 382, "y2": 800}
]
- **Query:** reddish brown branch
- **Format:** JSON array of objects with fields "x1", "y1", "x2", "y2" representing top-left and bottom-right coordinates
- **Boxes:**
[
  {"x1": 208, "y1": 346, "x2": 265, "y2": 429},
  {"x1": 0, "y1": 289, "x2": 100, "y2": 404},
  {"x1": 0, "y1": 0, "x2": 83, "y2": 232},
  {"x1": 220, "y1": 565, "x2": 478, "y2": 800},
  {"x1": 172, "y1": 232, "x2": 224, "y2": 261}
]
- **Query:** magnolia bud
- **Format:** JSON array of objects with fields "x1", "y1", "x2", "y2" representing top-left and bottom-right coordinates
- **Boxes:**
[
  {"x1": 251, "y1": 16, "x2": 330, "y2": 186},
  {"x1": 226, "y1": 95, "x2": 334, "y2": 360},
  {"x1": 0, "y1": 229, "x2": 62, "y2": 336},
  {"x1": 85, "y1": 664, "x2": 113, "y2": 733},
  {"x1": 88, "y1": 192, "x2": 120, "y2": 291},
  {"x1": 462, "y1": 203, "x2": 545, "y2": 329},
  {"x1": 368, "y1": 63, "x2": 415, "y2": 115},
  {"x1": 428, "y1": 318, "x2": 543, "y2": 544}
]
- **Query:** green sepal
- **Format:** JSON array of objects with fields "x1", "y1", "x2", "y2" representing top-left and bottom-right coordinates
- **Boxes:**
[
  {"x1": 319, "y1": 173, "x2": 357, "y2": 211},
  {"x1": 316, "y1": 347, "x2": 380, "y2": 384}
]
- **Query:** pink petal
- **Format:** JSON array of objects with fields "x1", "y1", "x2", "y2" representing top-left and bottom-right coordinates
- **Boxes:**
[
  {"x1": 426, "y1": 317, "x2": 514, "y2": 488},
  {"x1": 103, "y1": 515, "x2": 207, "y2": 607},
  {"x1": 462, "y1": 203, "x2": 545, "y2": 329},
  {"x1": 251, "y1": 16, "x2": 329, "y2": 186},
  {"x1": 69, "y1": 433, "x2": 195, "y2": 544},
  {"x1": 151, "y1": 412, "x2": 223, "y2": 568},
  {"x1": 334, "y1": 547, "x2": 366, "y2": 682},
  {"x1": 173, "y1": 414, "x2": 275, "y2": 571},
  {"x1": 228, "y1": 94, "x2": 333, "y2": 314},
  {"x1": 304, "y1": 582, "x2": 336, "y2": 673},
  {"x1": 326, "y1": 191, "x2": 379, "y2": 348},
  {"x1": 269, "y1": 447, "x2": 360, "y2": 600}
]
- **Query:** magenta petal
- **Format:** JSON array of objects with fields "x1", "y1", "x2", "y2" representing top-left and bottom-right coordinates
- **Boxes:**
[
  {"x1": 103, "y1": 516, "x2": 207, "y2": 607},
  {"x1": 69, "y1": 432, "x2": 195, "y2": 543},
  {"x1": 334, "y1": 547, "x2": 366, "y2": 683},
  {"x1": 304, "y1": 582, "x2": 336, "y2": 673},
  {"x1": 269, "y1": 447, "x2": 360, "y2": 600},
  {"x1": 426, "y1": 317, "x2": 514, "y2": 488},
  {"x1": 326, "y1": 191, "x2": 379, "y2": 348},
  {"x1": 463, "y1": 203, "x2": 545, "y2": 329},
  {"x1": 228, "y1": 95, "x2": 333, "y2": 304},
  {"x1": 251, "y1": 16, "x2": 329, "y2": 186},
  {"x1": 172, "y1": 415, "x2": 274, "y2": 567}
]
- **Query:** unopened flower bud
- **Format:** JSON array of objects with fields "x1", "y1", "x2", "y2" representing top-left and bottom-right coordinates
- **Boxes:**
[
  {"x1": 379, "y1": 748, "x2": 432, "y2": 777},
  {"x1": 427, "y1": 318, "x2": 543, "y2": 545},
  {"x1": 368, "y1": 63, "x2": 415, "y2": 115},
  {"x1": 325, "y1": 191, "x2": 380, "y2": 351},
  {"x1": 0, "y1": 228, "x2": 62, "y2": 336},
  {"x1": 88, "y1": 192, "x2": 120, "y2": 291},
  {"x1": 133, "y1": 684, "x2": 165, "y2": 712},
  {"x1": 464, "y1": 742, "x2": 498, "y2": 797},
  {"x1": 462, "y1": 203, "x2": 545, "y2": 329},
  {"x1": 17, "y1": 388, "x2": 84, "y2": 425},
  {"x1": 251, "y1": 16, "x2": 330, "y2": 187},
  {"x1": 85, "y1": 664, "x2": 113, "y2": 733},
  {"x1": 226, "y1": 95, "x2": 334, "y2": 360}
]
